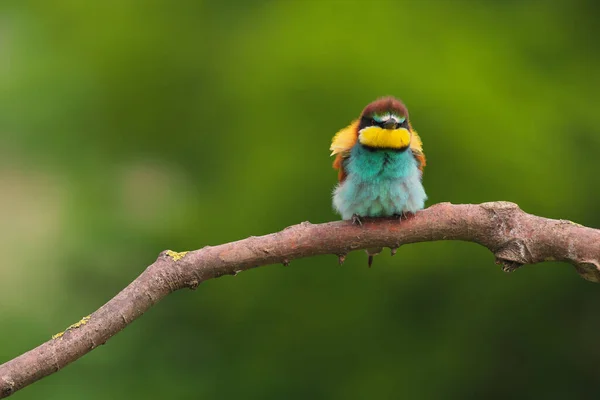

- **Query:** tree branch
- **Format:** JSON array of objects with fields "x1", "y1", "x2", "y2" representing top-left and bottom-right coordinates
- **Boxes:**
[{"x1": 1, "y1": 201, "x2": 599, "y2": 397}]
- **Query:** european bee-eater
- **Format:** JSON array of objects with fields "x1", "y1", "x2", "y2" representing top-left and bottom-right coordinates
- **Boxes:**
[{"x1": 330, "y1": 96, "x2": 427, "y2": 265}]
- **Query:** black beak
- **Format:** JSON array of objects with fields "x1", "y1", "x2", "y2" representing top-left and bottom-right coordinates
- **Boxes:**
[{"x1": 382, "y1": 120, "x2": 399, "y2": 130}]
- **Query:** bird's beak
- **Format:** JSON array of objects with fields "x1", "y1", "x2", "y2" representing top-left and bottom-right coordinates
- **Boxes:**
[{"x1": 382, "y1": 120, "x2": 399, "y2": 130}]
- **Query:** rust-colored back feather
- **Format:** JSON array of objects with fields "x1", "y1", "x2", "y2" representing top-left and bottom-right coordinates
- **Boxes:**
[{"x1": 408, "y1": 122, "x2": 426, "y2": 173}]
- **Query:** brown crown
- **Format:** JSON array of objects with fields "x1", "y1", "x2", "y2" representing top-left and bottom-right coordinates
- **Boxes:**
[{"x1": 361, "y1": 96, "x2": 409, "y2": 118}]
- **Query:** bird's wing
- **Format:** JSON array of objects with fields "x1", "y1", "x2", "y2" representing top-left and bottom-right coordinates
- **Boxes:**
[
  {"x1": 409, "y1": 124, "x2": 427, "y2": 173},
  {"x1": 330, "y1": 119, "x2": 359, "y2": 182}
]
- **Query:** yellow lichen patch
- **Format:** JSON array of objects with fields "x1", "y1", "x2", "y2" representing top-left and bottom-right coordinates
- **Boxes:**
[
  {"x1": 358, "y1": 127, "x2": 411, "y2": 149},
  {"x1": 51, "y1": 331, "x2": 64, "y2": 340},
  {"x1": 52, "y1": 315, "x2": 91, "y2": 340},
  {"x1": 166, "y1": 250, "x2": 188, "y2": 261},
  {"x1": 69, "y1": 315, "x2": 91, "y2": 329}
]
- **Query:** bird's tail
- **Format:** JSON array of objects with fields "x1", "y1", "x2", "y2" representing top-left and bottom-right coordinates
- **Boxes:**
[{"x1": 366, "y1": 247, "x2": 383, "y2": 267}]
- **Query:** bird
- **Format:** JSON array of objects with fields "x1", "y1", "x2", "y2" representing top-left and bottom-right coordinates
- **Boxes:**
[{"x1": 330, "y1": 96, "x2": 427, "y2": 266}]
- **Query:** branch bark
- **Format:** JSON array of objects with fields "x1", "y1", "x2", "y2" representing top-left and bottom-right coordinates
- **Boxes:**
[{"x1": 1, "y1": 201, "x2": 599, "y2": 397}]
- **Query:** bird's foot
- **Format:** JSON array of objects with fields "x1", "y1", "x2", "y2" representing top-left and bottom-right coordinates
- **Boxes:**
[
  {"x1": 351, "y1": 214, "x2": 363, "y2": 226},
  {"x1": 395, "y1": 212, "x2": 413, "y2": 221}
]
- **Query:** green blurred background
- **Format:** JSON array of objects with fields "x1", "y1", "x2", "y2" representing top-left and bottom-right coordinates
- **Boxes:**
[{"x1": 1, "y1": 0, "x2": 600, "y2": 398}]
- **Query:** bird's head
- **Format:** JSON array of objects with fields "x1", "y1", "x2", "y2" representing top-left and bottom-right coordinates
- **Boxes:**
[{"x1": 357, "y1": 96, "x2": 412, "y2": 151}]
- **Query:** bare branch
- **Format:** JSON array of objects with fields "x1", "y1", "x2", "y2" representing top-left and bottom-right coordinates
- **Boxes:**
[{"x1": 1, "y1": 201, "x2": 598, "y2": 397}]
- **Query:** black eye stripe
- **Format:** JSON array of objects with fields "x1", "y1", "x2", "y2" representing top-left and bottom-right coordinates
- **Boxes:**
[{"x1": 359, "y1": 115, "x2": 408, "y2": 130}]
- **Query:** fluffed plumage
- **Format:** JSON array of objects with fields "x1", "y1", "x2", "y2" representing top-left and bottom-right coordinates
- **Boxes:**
[{"x1": 330, "y1": 96, "x2": 428, "y2": 265}]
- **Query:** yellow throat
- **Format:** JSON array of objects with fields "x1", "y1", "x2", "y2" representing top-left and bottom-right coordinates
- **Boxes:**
[{"x1": 358, "y1": 126, "x2": 411, "y2": 149}]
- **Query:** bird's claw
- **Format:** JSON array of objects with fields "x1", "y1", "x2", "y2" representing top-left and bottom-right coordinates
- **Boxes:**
[
  {"x1": 395, "y1": 212, "x2": 412, "y2": 221},
  {"x1": 351, "y1": 214, "x2": 363, "y2": 226}
]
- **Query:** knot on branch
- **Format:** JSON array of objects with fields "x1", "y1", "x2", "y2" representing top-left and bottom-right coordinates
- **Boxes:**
[
  {"x1": 0, "y1": 377, "x2": 14, "y2": 397},
  {"x1": 494, "y1": 238, "x2": 532, "y2": 272},
  {"x1": 480, "y1": 201, "x2": 520, "y2": 211},
  {"x1": 574, "y1": 261, "x2": 600, "y2": 283},
  {"x1": 480, "y1": 201, "x2": 523, "y2": 227}
]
